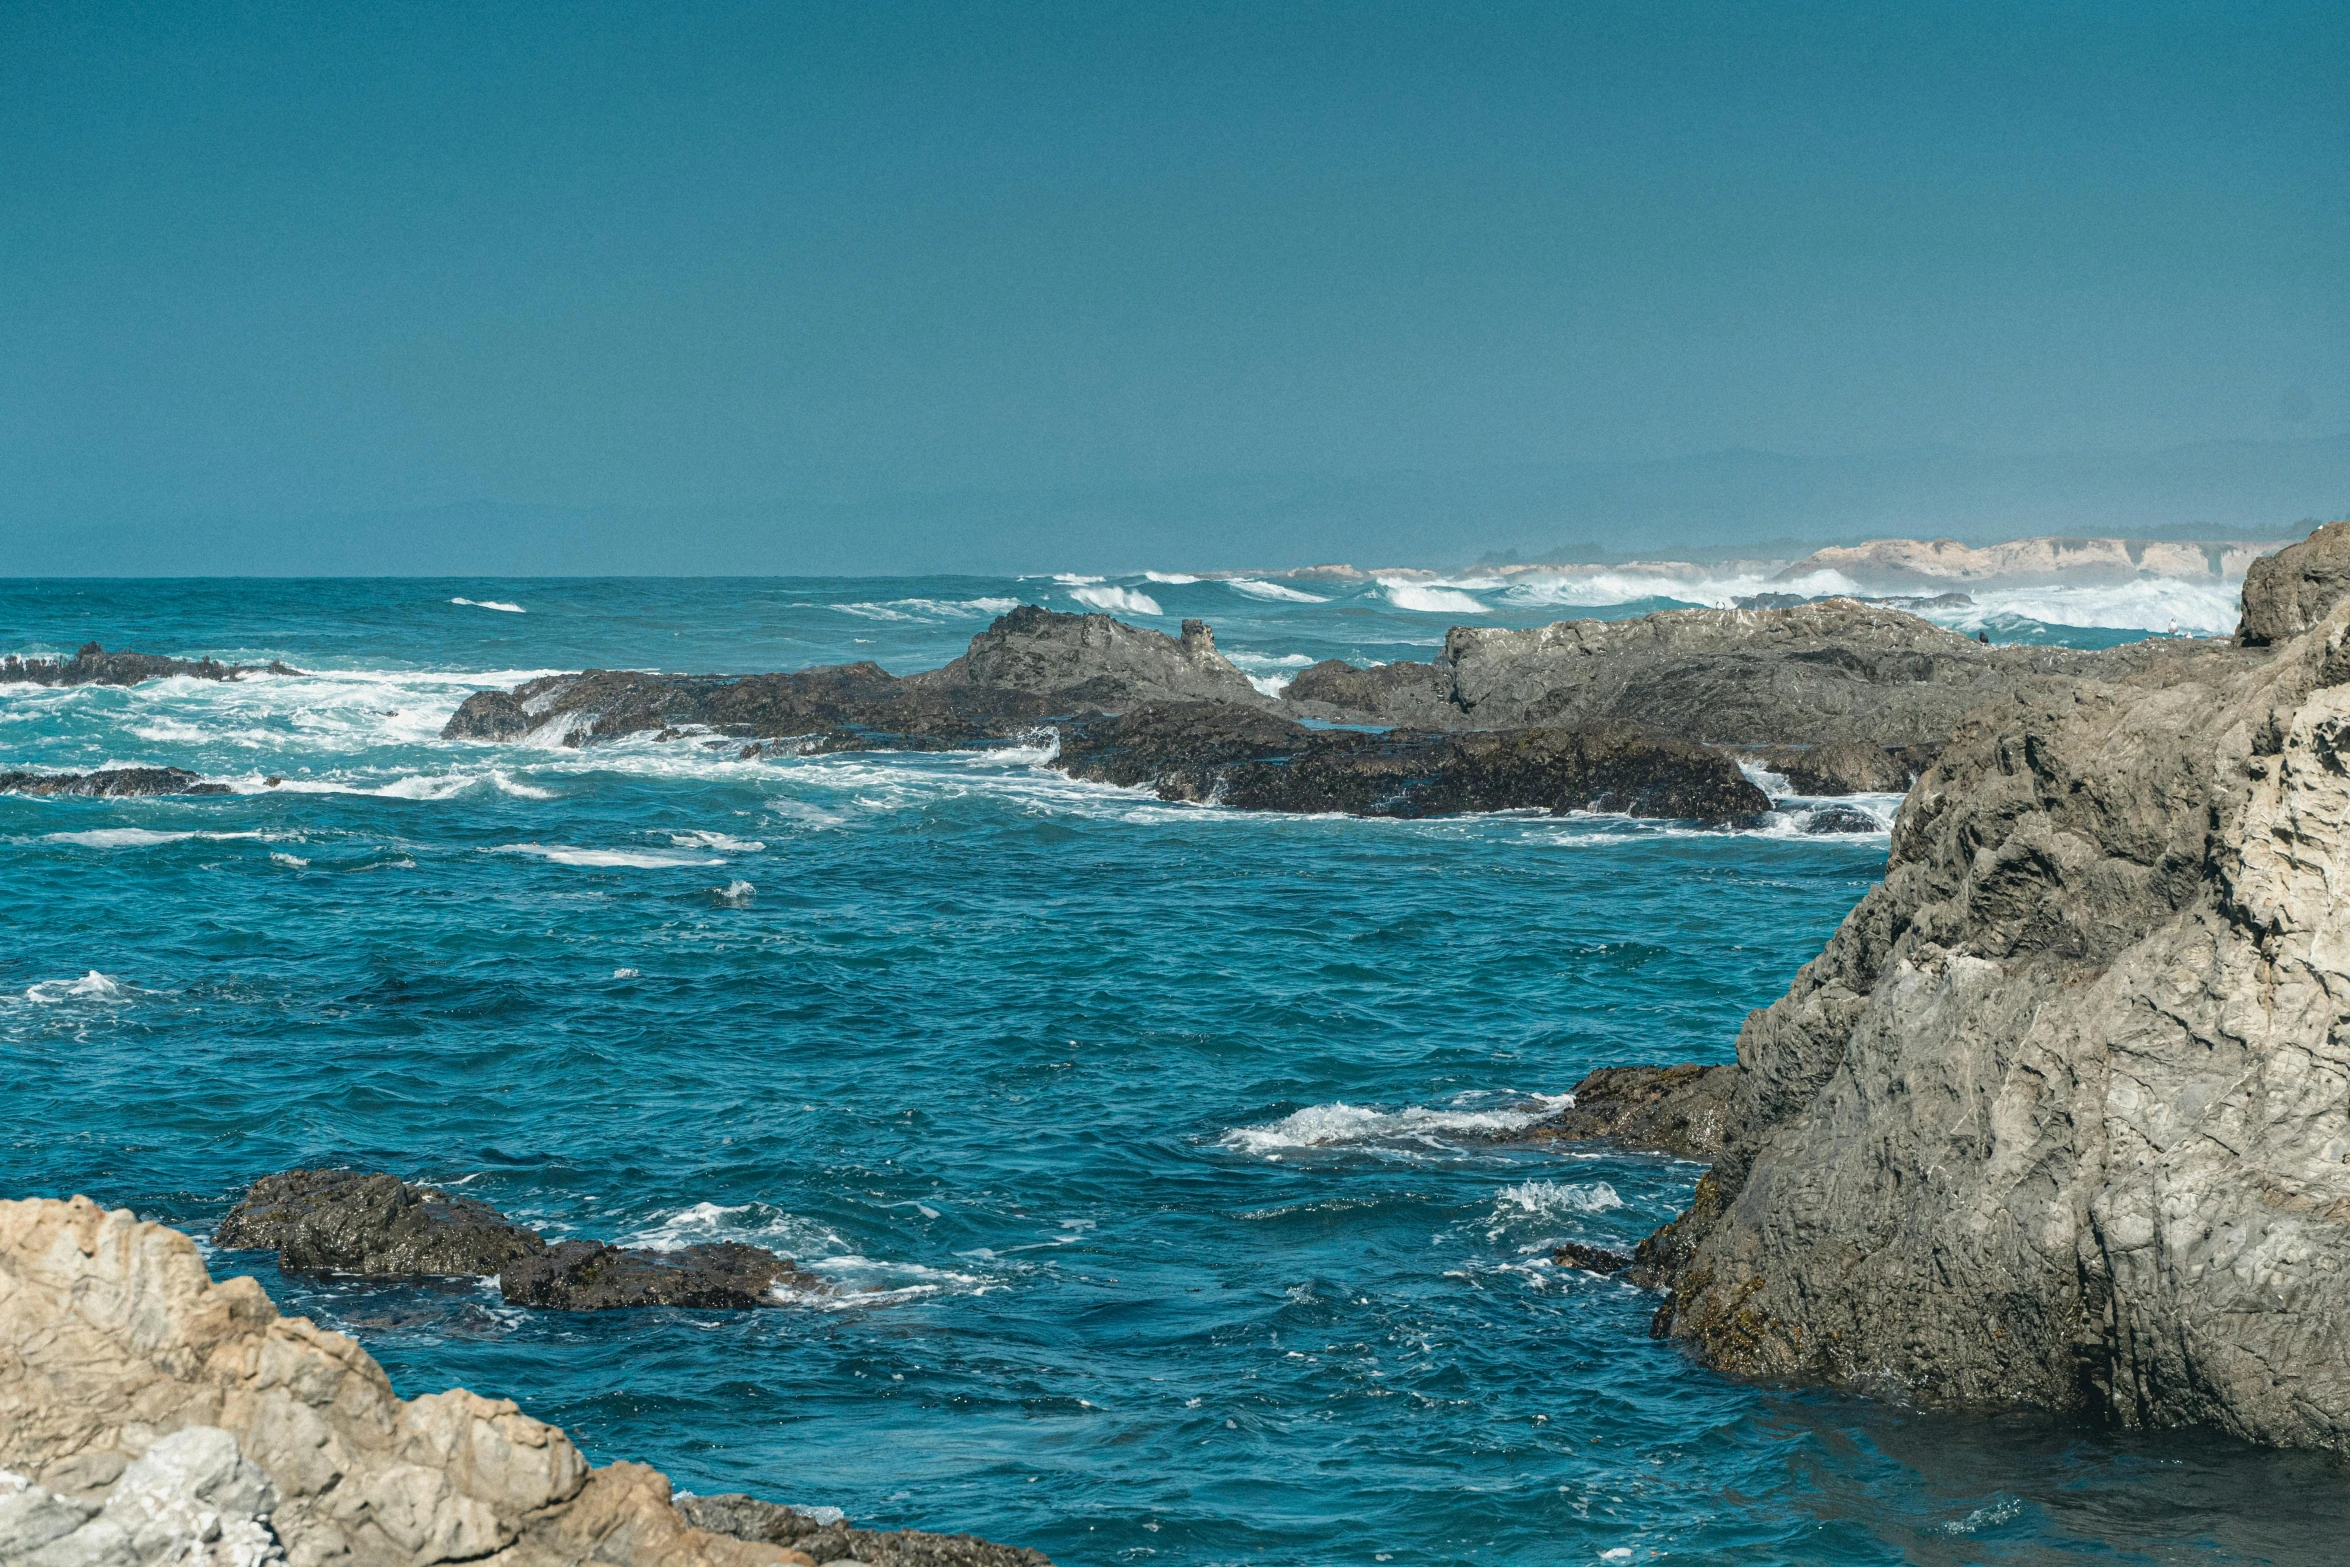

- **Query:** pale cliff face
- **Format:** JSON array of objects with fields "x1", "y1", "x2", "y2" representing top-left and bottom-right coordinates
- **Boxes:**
[{"x1": 1646, "y1": 603, "x2": 2350, "y2": 1447}]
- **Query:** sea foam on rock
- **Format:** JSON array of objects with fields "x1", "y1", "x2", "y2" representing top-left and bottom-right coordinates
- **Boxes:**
[
  {"x1": 0, "y1": 1196, "x2": 1048, "y2": 1566},
  {"x1": 1633, "y1": 597, "x2": 2350, "y2": 1447}
]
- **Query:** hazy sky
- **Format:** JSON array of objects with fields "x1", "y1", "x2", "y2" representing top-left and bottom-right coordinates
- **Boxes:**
[{"x1": 4, "y1": 1, "x2": 2346, "y2": 570}]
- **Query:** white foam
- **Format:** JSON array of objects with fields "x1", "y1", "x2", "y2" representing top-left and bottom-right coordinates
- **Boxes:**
[
  {"x1": 492, "y1": 843, "x2": 726, "y2": 868},
  {"x1": 670, "y1": 830, "x2": 765, "y2": 852},
  {"x1": 715, "y1": 879, "x2": 756, "y2": 904},
  {"x1": 24, "y1": 971, "x2": 131, "y2": 1004},
  {"x1": 1246, "y1": 673, "x2": 1294, "y2": 698},
  {"x1": 1492, "y1": 1180, "x2": 1624, "y2": 1218},
  {"x1": 1379, "y1": 579, "x2": 1488, "y2": 614},
  {"x1": 1144, "y1": 571, "x2": 1200, "y2": 584},
  {"x1": 613, "y1": 967, "x2": 640, "y2": 978},
  {"x1": 1220, "y1": 1094, "x2": 1572, "y2": 1156},
  {"x1": 1069, "y1": 585, "x2": 1163, "y2": 617},
  {"x1": 269, "y1": 851, "x2": 310, "y2": 868},
  {"x1": 1498, "y1": 567, "x2": 1863, "y2": 610},
  {"x1": 1919, "y1": 577, "x2": 2239, "y2": 636},
  {"x1": 43, "y1": 829, "x2": 264, "y2": 848},
  {"x1": 1052, "y1": 573, "x2": 1106, "y2": 586},
  {"x1": 831, "y1": 597, "x2": 1023, "y2": 623},
  {"x1": 1225, "y1": 578, "x2": 1329, "y2": 603},
  {"x1": 451, "y1": 597, "x2": 526, "y2": 613}
]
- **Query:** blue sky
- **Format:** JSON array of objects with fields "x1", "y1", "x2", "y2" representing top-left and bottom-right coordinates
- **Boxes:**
[{"x1": 4, "y1": 1, "x2": 2345, "y2": 571}]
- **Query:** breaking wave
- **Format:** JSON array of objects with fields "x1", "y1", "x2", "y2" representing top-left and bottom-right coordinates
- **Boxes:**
[
  {"x1": 1225, "y1": 578, "x2": 1329, "y2": 603},
  {"x1": 450, "y1": 598, "x2": 526, "y2": 613},
  {"x1": 491, "y1": 843, "x2": 727, "y2": 868},
  {"x1": 1379, "y1": 580, "x2": 1488, "y2": 614},
  {"x1": 1069, "y1": 585, "x2": 1163, "y2": 617},
  {"x1": 831, "y1": 598, "x2": 1023, "y2": 623},
  {"x1": 22, "y1": 971, "x2": 133, "y2": 1004},
  {"x1": 1219, "y1": 1093, "x2": 1572, "y2": 1157}
]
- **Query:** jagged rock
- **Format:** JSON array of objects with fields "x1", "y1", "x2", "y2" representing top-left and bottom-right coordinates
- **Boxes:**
[
  {"x1": 2237, "y1": 520, "x2": 2350, "y2": 646},
  {"x1": 1799, "y1": 804, "x2": 1886, "y2": 835},
  {"x1": 912, "y1": 608, "x2": 1261, "y2": 707},
  {"x1": 1279, "y1": 657, "x2": 1458, "y2": 727},
  {"x1": 0, "y1": 768, "x2": 231, "y2": 798},
  {"x1": 1550, "y1": 1243, "x2": 1632, "y2": 1275},
  {"x1": 5, "y1": 1425, "x2": 286, "y2": 1566},
  {"x1": 1638, "y1": 614, "x2": 2350, "y2": 1447},
  {"x1": 1050, "y1": 705, "x2": 1770, "y2": 823},
  {"x1": 0, "y1": 644, "x2": 288, "y2": 688},
  {"x1": 499, "y1": 1241, "x2": 820, "y2": 1311},
  {"x1": 214, "y1": 1170, "x2": 546, "y2": 1278},
  {"x1": 0, "y1": 1196, "x2": 1042, "y2": 1565},
  {"x1": 1743, "y1": 741, "x2": 1915, "y2": 796},
  {"x1": 1512, "y1": 1065, "x2": 1735, "y2": 1162},
  {"x1": 676, "y1": 1495, "x2": 1051, "y2": 1567}
]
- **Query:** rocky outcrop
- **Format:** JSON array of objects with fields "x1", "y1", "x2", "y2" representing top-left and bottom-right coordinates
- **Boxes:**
[
  {"x1": 0, "y1": 643, "x2": 291, "y2": 687},
  {"x1": 1635, "y1": 609, "x2": 2350, "y2": 1447},
  {"x1": 1741, "y1": 741, "x2": 1924, "y2": 796},
  {"x1": 1511, "y1": 1065, "x2": 1736, "y2": 1163},
  {"x1": 214, "y1": 1172, "x2": 821, "y2": 1312},
  {"x1": 500, "y1": 1243, "x2": 819, "y2": 1311},
  {"x1": 911, "y1": 607, "x2": 1261, "y2": 707},
  {"x1": 2237, "y1": 520, "x2": 2350, "y2": 646},
  {"x1": 0, "y1": 768, "x2": 230, "y2": 798},
  {"x1": 673, "y1": 1496, "x2": 1048, "y2": 1567},
  {"x1": 215, "y1": 1171, "x2": 546, "y2": 1278},
  {"x1": 1282, "y1": 658, "x2": 1460, "y2": 729},
  {"x1": 1050, "y1": 705, "x2": 1771, "y2": 823},
  {"x1": 0, "y1": 1195, "x2": 1049, "y2": 1566}
]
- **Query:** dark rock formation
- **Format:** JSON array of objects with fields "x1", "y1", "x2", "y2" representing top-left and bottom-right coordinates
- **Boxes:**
[
  {"x1": 1050, "y1": 705, "x2": 1771, "y2": 823},
  {"x1": 215, "y1": 1168, "x2": 546, "y2": 1277},
  {"x1": 915, "y1": 606, "x2": 1261, "y2": 707},
  {"x1": 678, "y1": 1494, "x2": 1052, "y2": 1567},
  {"x1": 1637, "y1": 614, "x2": 2350, "y2": 1447},
  {"x1": 1511, "y1": 1065, "x2": 1735, "y2": 1162},
  {"x1": 217, "y1": 1171, "x2": 821, "y2": 1311},
  {"x1": 1288, "y1": 600, "x2": 2223, "y2": 748},
  {"x1": 1551, "y1": 1242, "x2": 1632, "y2": 1274},
  {"x1": 440, "y1": 608, "x2": 1258, "y2": 749},
  {"x1": 501, "y1": 1240, "x2": 820, "y2": 1311},
  {"x1": 2237, "y1": 520, "x2": 2350, "y2": 646},
  {"x1": 1798, "y1": 804, "x2": 1887, "y2": 835},
  {"x1": 0, "y1": 767, "x2": 230, "y2": 797},
  {"x1": 0, "y1": 642, "x2": 289, "y2": 687}
]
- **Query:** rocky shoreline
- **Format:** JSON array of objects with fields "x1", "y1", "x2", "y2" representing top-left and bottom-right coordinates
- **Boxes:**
[
  {"x1": 0, "y1": 642, "x2": 293, "y2": 687},
  {"x1": 0, "y1": 1196, "x2": 1050, "y2": 1566}
]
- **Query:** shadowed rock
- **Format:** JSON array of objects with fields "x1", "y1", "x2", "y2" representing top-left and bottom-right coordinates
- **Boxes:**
[
  {"x1": 1052, "y1": 704, "x2": 1770, "y2": 823},
  {"x1": 215, "y1": 1168, "x2": 546, "y2": 1277},
  {"x1": 0, "y1": 767, "x2": 230, "y2": 797},
  {"x1": 677, "y1": 1495, "x2": 1053, "y2": 1567},
  {"x1": 1551, "y1": 1242, "x2": 1632, "y2": 1274},
  {"x1": 0, "y1": 642, "x2": 293, "y2": 687},
  {"x1": 500, "y1": 1240, "x2": 821, "y2": 1311},
  {"x1": 2237, "y1": 520, "x2": 2350, "y2": 646},
  {"x1": 912, "y1": 606, "x2": 1262, "y2": 706},
  {"x1": 1742, "y1": 740, "x2": 1920, "y2": 795},
  {"x1": 1510, "y1": 1065, "x2": 1735, "y2": 1162}
]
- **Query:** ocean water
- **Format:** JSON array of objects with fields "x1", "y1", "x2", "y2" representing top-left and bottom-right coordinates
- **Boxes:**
[{"x1": 5, "y1": 575, "x2": 2341, "y2": 1566}]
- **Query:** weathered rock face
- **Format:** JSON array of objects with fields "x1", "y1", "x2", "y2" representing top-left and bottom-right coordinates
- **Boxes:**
[
  {"x1": 500, "y1": 1242, "x2": 820, "y2": 1311},
  {"x1": 1639, "y1": 612, "x2": 2350, "y2": 1447},
  {"x1": 1280, "y1": 657, "x2": 1460, "y2": 728},
  {"x1": 215, "y1": 1170, "x2": 546, "y2": 1278},
  {"x1": 0, "y1": 643, "x2": 287, "y2": 687},
  {"x1": 0, "y1": 1195, "x2": 904, "y2": 1566},
  {"x1": 0, "y1": 768, "x2": 230, "y2": 798},
  {"x1": 913, "y1": 608, "x2": 1262, "y2": 707},
  {"x1": 1742, "y1": 741, "x2": 1922, "y2": 797},
  {"x1": 2236, "y1": 520, "x2": 2350, "y2": 646},
  {"x1": 1050, "y1": 704, "x2": 1771, "y2": 823},
  {"x1": 674, "y1": 1495, "x2": 1050, "y2": 1567}
]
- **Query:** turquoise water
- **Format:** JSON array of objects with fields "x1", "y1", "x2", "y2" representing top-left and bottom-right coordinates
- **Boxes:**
[{"x1": 4, "y1": 577, "x2": 2340, "y2": 1565}]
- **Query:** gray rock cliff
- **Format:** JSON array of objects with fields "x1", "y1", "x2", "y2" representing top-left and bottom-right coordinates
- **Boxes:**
[
  {"x1": 1638, "y1": 604, "x2": 2350, "y2": 1447},
  {"x1": 2236, "y1": 519, "x2": 2350, "y2": 647}
]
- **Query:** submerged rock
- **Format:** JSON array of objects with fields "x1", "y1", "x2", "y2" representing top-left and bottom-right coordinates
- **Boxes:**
[
  {"x1": 0, "y1": 642, "x2": 289, "y2": 687},
  {"x1": 676, "y1": 1494, "x2": 1052, "y2": 1567},
  {"x1": 500, "y1": 1240, "x2": 820, "y2": 1311},
  {"x1": 0, "y1": 767, "x2": 230, "y2": 797},
  {"x1": 1551, "y1": 1242, "x2": 1633, "y2": 1274},
  {"x1": 2, "y1": 1195, "x2": 1044, "y2": 1565},
  {"x1": 1051, "y1": 704, "x2": 1770, "y2": 823},
  {"x1": 1637, "y1": 614, "x2": 2350, "y2": 1447},
  {"x1": 2237, "y1": 519, "x2": 2350, "y2": 646},
  {"x1": 214, "y1": 1168, "x2": 546, "y2": 1277}
]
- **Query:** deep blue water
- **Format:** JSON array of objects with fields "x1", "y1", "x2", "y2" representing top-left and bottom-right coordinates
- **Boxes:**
[{"x1": 5, "y1": 576, "x2": 2341, "y2": 1565}]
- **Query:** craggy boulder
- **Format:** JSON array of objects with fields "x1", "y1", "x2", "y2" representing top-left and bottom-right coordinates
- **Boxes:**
[
  {"x1": 1640, "y1": 610, "x2": 2350, "y2": 1448},
  {"x1": 215, "y1": 1170, "x2": 545, "y2": 1279},
  {"x1": 500, "y1": 1242, "x2": 820, "y2": 1311},
  {"x1": 1511, "y1": 1064, "x2": 1735, "y2": 1163},
  {"x1": 2236, "y1": 519, "x2": 2350, "y2": 646}
]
